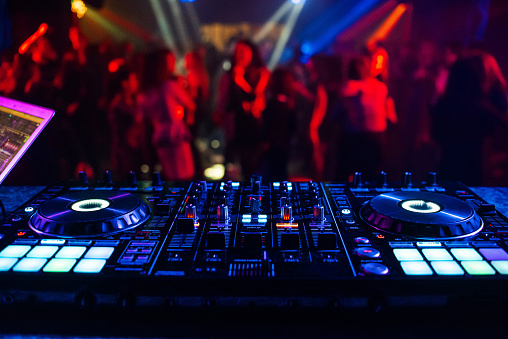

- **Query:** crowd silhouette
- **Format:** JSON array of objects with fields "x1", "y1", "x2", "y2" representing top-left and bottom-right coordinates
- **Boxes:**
[{"x1": 1, "y1": 24, "x2": 507, "y2": 186}]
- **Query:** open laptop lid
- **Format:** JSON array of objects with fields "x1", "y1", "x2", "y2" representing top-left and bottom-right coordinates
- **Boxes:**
[{"x1": 0, "y1": 96, "x2": 54, "y2": 184}]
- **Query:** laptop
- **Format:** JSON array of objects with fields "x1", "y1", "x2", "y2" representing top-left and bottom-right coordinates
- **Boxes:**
[{"x1": 0, "y1": 96, "x2": 54, "y2": 184}]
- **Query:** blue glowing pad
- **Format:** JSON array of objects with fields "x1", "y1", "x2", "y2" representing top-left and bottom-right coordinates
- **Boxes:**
[
  {"x1": 0, "y1": 245, "x2": 31, "y2": 258},
  {"x1": 490, "y1": 261, "x2": 508, "y2": 275},
  {"x1": 12, "y1": 258, "x2": 47, "y2": 272},
  {"x1": 431, "y1": 261, "x2": 464, "y2": 275},
  {"x1": 43, "y1": 258, "x2": 76, "y2": 272},
  {"x1": 461, "y1": 261, "x2": 495, "y2": 275},
  {"x1": 0, "y1": 258, "x2": 18, "y2": 271},
  {"x1": 56, "y1": 246, "x2": 87, "y2": 259},
  {"x1": 84, "y1": 247, "x2": 114, "y2": 259},
  {"x1": 26, "y1": 245, "x2": 59, "y2": 258},
  {"x1": 400, "y1": 261, "x2": 433, "y2": 275},
  {"x1": 73, "y1": 259, "x2": 106, "y2": 273},
  {"x1": 393, "y1": 248, "x2": 423, "y2": 261},
  {"x1": 422, "y1": 248, "x2": 453, "y2": 261},
  {"x1": 479, "y1": 248, "x2": 508, "y2": 261},
  {"x1": 451, "y1": 248, "x2": 482, "y2": 261}
]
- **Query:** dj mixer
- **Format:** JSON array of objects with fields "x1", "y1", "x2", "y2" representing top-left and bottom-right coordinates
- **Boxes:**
[{"x1": 1, "y1": 171, "x2": 508, "y2": 312}]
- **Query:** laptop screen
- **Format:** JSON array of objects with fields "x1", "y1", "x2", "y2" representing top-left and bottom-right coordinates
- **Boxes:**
[{"x1": 0, "y1": 96, "x2": 54, "y2": 184}]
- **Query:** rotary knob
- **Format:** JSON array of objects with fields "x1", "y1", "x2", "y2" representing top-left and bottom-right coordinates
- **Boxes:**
[
  {"x1": 217, "y1": 204, "x2": 229, "y2": 222},
  {"x1": 313, "y1": 204, "x2": 325, "y2": 222},
  {"x1": 353, "y1": 172, "x2": 363, "y2": 188},
  {"x1": 280, "y1": 204, "x2": 293, "y2": 222},
  {"x1": 377, "y1": 171, "x2": 387, "y2": 188}
]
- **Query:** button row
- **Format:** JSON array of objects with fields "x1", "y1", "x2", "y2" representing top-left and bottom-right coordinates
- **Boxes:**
[{"x1": 0, "y1": 245, "x2": 115, "y2": 273}]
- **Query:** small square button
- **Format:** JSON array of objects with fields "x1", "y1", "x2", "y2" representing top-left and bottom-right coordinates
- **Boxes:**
[
  {"x1": 431, "y1": 261, "x2": 464, "y2": 275},
  {"x1": 393, "y1": 248, "x2": 423, "y2": 261},
  {"x1": 422, "y1": 248, "x2": 452, "y2": 261},
  {"x1": 43, "y1": 259, "x2": 76, "y2": 273},
  {"x1": 84, "y1": 247, "x2": 114, "y2": 259},
  {"x1": 0, "y1": 245, "x2": 31, "y2": 258},
  {"x1": 13, "y1": 258, "x2": 47, "y2": 272},
  {"x1": 56, "y1": 246, "x2": 86, "y2": 259},
  {"x1": 400, "y1": 261, "x2": 433, "y2": 275},
  {"x1": 491, "y1": 261, "x2": 508, "y2": 274},
  {"x1": 479, "y1": 248, "x2": 508, "y2": 261},
  {"x1": 73, "y1": 259, "x2": 106, "y2": 273},
  {"x1": 451, "y1": 248, "x2": 482, "y2": 261},
  {"x1": 0, "y1": 258, "x2": 18, "y2": 271},
  {"x1": 461, "y1": 261, "x2": 495, "y2": 275},
  {"x1": 26, "y1": 246, "x2": 59, "y2": 258}
]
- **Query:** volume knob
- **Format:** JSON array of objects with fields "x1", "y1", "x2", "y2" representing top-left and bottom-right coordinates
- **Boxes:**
[
  {"x1": 313, "y1": 204, "x2": 325, "y2": 222},
  {"x1": 217, "y1": 204, "x2": 229, "y2": 222},
  {"x1": 281, "y1": 204, "x2": 293, "y2": 222}
]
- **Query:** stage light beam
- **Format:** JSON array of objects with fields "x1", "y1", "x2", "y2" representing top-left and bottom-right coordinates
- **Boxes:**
[
  {"x1": 268, "y1": 2, "x2": 305, "y2": 70},
  {"x1": 366, "y1": 3, "x2": 407, "y2": 47},
  {"x1": 167, "y1": 0, "x2": 192, "y2": 52},
  {"x1": 253, "y1": 1, "x2": 292, "y2": 43},
  {"x1": 149, "y1": 0, "x2": 177, "y2": 50}
]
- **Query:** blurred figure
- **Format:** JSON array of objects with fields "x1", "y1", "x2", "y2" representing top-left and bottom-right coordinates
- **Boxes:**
[
  {"x1": 108, "y1": 64, "x2": 145, "y2": 175},
  {"x1": 215, "y1": 39, "x2": 270, "y2": 180},
  {"x1": 339, "y1": 55, "x2": 397, "y2": 179},
  {"x1": 262, "y1": 68, "x2": 297, "y2": 181},
  {"x1": 139, "y1": 49, "x2": 196, "y2": 180},
  {"x1": 185, "y1": 48, "x2": 210, "y2": 178},
  {"x1": 431, "y1": 51, "x2": 508, "y2": 185}
]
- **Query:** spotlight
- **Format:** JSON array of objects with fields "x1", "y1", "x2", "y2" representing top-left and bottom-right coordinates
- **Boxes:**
[{"x1": 290, "y1": 0, "x2": 304, "y2": 4}]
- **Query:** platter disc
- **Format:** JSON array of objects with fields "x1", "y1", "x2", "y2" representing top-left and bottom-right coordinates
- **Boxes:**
[
  {"x1": 29, "y1": 190, "x2": 151, "y2": 238},
  {"x1": 359, "y1": 191, "x2": 483, "y2": 240}
]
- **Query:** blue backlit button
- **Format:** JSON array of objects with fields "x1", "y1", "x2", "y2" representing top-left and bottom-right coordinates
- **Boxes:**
[
  {"x1": 451, "y1": 248, "x2": 482, "y2": 261},
  {"x1": 73, "y1": 259, "x2": 106, "y2": 273},
  {"x1": 84, "y1": 247, "x2": 114, "y2": 259},
  {"x1": 354, "y1": 247, "x2": 381, "y2": 258},
  {"x1": 393, "y1": 248, "x2": 423, "y2": 261},
  {"x1": 362, "y1": 263, "x2": 390, "y2": 275},
  {"x1": 416, "y1": 241, "x2": 442, "y2": 247},
  {"x1": 40, "y1": 239, "x2": 66, "y2": 245},
  {"x1": 12, "y1": 258, "x2": 47, "y2": 272},
  {"x1": 26, "y1": 245, "x2": 59, "y2": 258},
  {"x1": 422, "y1": 248, "x2": 453, "y2": 261},
  {"x1": 400, "y1": 261, "x2": 433, "y2": 275},
  {"x1": 461, "y1": 261, "x2": 495, "y2": 275},
  {"x1": 43, "y1": 259, "x2": 77, "y2": 273},
  {"x1": 491, "y1": 261, "x2": 508, "y2": 274},
  {"x1": 431, "y1": 261, "x2": 464, "y2": 275},
  {"x1": 479, "y1": 248, "x2": 508, "y2": 261},
  {"x1": 0, "y1": 245, "x2": 31, "y2": 258},
  {"x1": 56, "y1": 246, "x2": 87, "y2": 259},
  {"x1": 0, "y1": 258, "x2": 18, "y2": 271}
]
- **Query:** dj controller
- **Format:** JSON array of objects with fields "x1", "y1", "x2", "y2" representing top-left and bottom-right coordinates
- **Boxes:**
[{"x1": 1, "y1": 171, "x2": 508, "y2": 313}]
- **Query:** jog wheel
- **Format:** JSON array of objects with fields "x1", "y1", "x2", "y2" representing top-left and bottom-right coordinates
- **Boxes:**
[
  {"x1": 360, "y1": 191, "x2": 483, "y2": 240},
  {"x1": 29, "y1": 190, "x2": 151, "y2": 238}
]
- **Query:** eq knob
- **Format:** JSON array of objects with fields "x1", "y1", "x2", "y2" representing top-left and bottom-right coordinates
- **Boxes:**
[
  {"x1": 152, "y1": 172, "x2": 162, "y2": 186},
  {"x1": 185, "y1": 204, "x2": 198, "y2": 220},
  {"x1": 78, "y1": 171, "x2": 89, "y2": 187},
  {"x1": 249, "y1": 195, "x2": 261, "y2": 213},
  {"x1": 313, "y1": 204, "x2": 325, "y2": 222},
  {"x1": 280, "y1": 204, "x2": 293, "y2": 222},
  {"x1": 103, "y1": 171, "x2": 113, "y2": 186},
  {"x1": 353, "y1": 172, "x2": 363, "y2": 188},
  {"x1": 252, "y1": 180, "x2": 262, "y2": 194},
  {"x1": 426, "y1": 172, "x2": 437, "y2": 187},
  {"x1": 377, "y1": 171, "x2": 388, "y2": 188},
  {"x1": 403, "y1": 172, "x2": 413, "y2": 188},
  {"x1": 217, "y1": 204, "x2": 229, "y2": 222},
  {"x1": 128, "y1": 171, "x2": 137, "y2": 187}
]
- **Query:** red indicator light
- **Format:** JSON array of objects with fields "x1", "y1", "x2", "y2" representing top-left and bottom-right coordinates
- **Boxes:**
[
  {"x1": 17, "y1": 231, "x2": 26, "y2": 237},
  {"x1": 377, "y1": 234, "x2": 385, "y2": 239}
]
